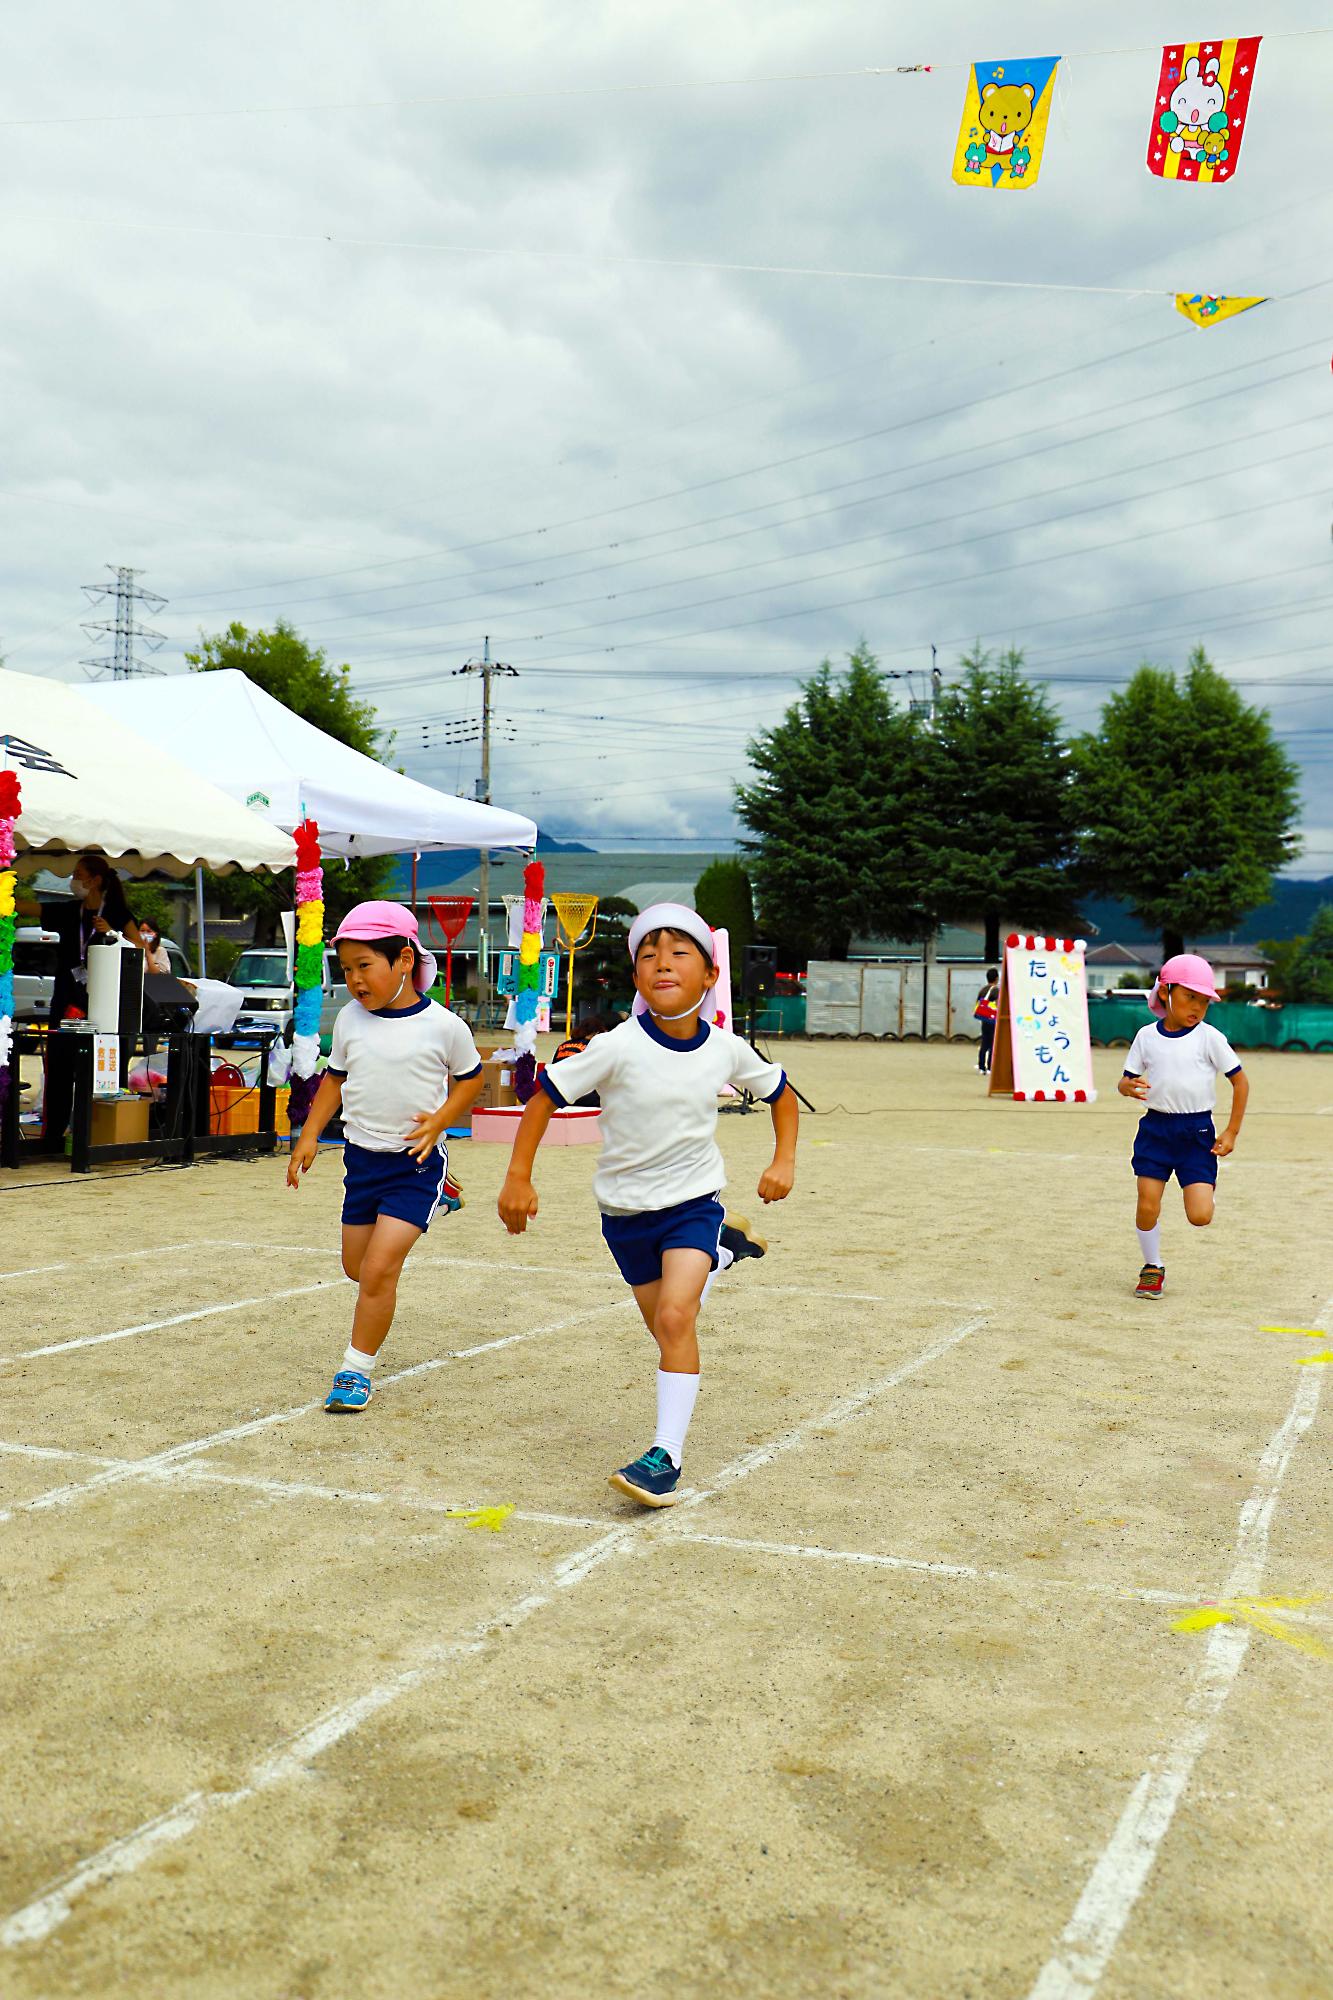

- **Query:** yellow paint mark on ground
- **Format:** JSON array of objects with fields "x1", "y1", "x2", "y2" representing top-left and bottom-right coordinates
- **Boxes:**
[
  {"x1": 1295, "y1": 1351, "x2": 1333, "y2": 1366},
  {"x1": 1259, "y1": 1325, "x2": 1326, "y2": 1338},
  {"x1": 444, "y1": 1505, "x2": 515, "y2": 1533},
  {"x1": 1172, "y1": 1595, "x2": 1332, "y2": 1660}
]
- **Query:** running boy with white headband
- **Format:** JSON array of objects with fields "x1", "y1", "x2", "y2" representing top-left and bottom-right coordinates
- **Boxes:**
[
  {"x1": 287, "y1": 900, "x2": 485, "y2": 1410},
  {"x1": 498, "y1": 902, "x2": 799, "y2": 1506},
  {"x1": 1118, "y1": 953, "x2": 1249, "y2": 1301}
]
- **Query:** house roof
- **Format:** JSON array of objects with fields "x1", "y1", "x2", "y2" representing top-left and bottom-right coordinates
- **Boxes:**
[{"x1": 1086, "y1": 940, "x2": 1272, "y2": 969}]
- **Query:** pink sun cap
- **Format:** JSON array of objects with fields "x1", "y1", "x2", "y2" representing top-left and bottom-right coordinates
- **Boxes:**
[
  {"x1": 332, "y1": 900, "x2": 438, "y2": 993},
  {"x1": 1148, "y1": 952, "x2": 1221, "y2": 1018}
]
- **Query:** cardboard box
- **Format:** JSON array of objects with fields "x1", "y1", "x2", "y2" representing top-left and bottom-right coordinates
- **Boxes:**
[
  {"x1": 90, "y1": 1095, "x2": 150, "y2": 1147},
  {"x1": 478, "y1": 1053, "x2": 518, "y2": 1110}
]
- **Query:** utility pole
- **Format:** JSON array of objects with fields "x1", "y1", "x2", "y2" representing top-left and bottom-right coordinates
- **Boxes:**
[
  {"x1": 455, "y1": 636, "x2": 518, "y2": 991},
  {"x1": 80, "y1": 565, "x2": 167, "y2": 679}
]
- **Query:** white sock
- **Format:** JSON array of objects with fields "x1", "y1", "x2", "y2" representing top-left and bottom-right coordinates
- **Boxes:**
[
  {"x1": 699, "y1": 1239, "x2": 734, "y2": 1306},
  {"x1": 344, "y1": 1343, "x2": 378, "y2": 1373},
  {"x1": 1135, "y1": 1225, "x2": 1161, "y2": 1268},
  {"x1": 653, "y1": 1369, "x2": 700, "y2": 1469}
]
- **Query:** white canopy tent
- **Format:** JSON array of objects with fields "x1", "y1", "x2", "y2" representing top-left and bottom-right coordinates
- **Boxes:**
[
  {"x1": 0, "y1": 668, "x2": 297, "y2": 878},
  {"x1": 86, "y1": 670, "x2": 538, "y2": 857}
]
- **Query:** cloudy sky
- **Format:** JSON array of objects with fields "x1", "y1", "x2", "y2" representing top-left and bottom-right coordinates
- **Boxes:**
[{"x1": 3, "y1": 2, "x2": 1330, "y2": 867}]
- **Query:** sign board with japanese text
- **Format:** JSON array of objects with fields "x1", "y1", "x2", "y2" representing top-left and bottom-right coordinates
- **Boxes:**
[
  {"x1": 92, "y1": 1032, "x2": 121, "y2": 1099},
  {"x1": 988, "y1": 934, "x2": 1096, "y2": 1102}
]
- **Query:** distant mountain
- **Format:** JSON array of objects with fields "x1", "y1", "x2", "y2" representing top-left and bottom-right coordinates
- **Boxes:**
[
  {"x1": 390, "y1": 830, "x2": 592, "y2": 895},
  {"x1": 1077, "y1": 876, "x2": 1333, "y2": 945}
]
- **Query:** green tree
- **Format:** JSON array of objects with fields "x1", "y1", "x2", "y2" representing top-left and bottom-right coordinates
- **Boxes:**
[
  {"x1": 1073, "y1": 649, "x2": 1301, "y2": 960},
  {"x1": 694, "y1": 858, "x2": 755, "y2": 951},
  {"x1": 1281, "y1": 904, "x2": 1333, "y2": 1005},
  {"x1": 185, "y1": 621, "x2": 395, "y2": 943},
  {"x1": 736, "y1": 645, "x2": 934, "y2": 960},
  {"x1": 571, "y1": 895, "x2": 637, "y2": 1018},
  {"x1": 922, "y1": 647, "x2": 1081, "y2": 961}
]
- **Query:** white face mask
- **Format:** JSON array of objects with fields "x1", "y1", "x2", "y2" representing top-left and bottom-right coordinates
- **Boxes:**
[{"x1": 70, "y1": 879, "x2": 91, "y2": 904}]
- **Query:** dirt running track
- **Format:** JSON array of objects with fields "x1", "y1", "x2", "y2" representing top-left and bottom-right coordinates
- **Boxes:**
[{"x1": 0, "y1": 1040, "x2": 1329, "y2": 1999}]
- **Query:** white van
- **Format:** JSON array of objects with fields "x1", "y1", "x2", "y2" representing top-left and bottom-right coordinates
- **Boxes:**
[{"x1": 226, "y1": 946, "x2": 349, "y2": 1043}]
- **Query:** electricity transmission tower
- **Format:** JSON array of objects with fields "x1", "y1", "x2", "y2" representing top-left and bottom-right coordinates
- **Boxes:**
[
  {"x1": 455, "y1": 636, "x2": 519, "y2": 980},
  {"x1": 80, "y1": 565, "x2": 168, "y2": 679}
]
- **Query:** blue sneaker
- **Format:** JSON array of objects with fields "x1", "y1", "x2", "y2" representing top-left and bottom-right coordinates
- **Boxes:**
[
  {"x1": 324, "y1": 1369, "x2": 373, "y2": 1412},
  {"x1": 609, "y1": 1446, "x2": 680, "y2": 1508}
]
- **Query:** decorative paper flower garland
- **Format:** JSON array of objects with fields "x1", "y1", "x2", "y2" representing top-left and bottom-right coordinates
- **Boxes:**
[
  {"x1": 512, "y1": 858, "x2": 544, "y2": 1103},
  {"x1": 288, "y1": 817, "x2": 324, "y2": 1127},
  {"x1": 0, "y1": 771, "x2": 19, "y2": 1119}
]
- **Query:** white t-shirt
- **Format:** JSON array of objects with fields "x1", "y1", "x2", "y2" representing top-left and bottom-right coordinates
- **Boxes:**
[
  {"x1": 328, "y1": 996, "x2": 481, "y2": 1152},
  {"x1": 542, "y1": 1014, "x2": 787, "y2": 1213},
  {"x1": 1124, "y1": 1020, "x2": 1242, "y2": 1115}
]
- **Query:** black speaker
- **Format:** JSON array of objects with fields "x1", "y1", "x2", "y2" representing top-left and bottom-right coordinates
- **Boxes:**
[
  {"x1": 143, "y1": 971, "x2": 198, "y2": 1033},
  {"x1": 741, "y1": 944, "x2": 778, "y2": 1000}
]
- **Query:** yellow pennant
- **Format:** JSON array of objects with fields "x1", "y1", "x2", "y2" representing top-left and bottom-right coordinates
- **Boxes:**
[
  {"x1": 1172, "y1": 1595, "x2": 1332, "y2": 1660},
  {"x1": 444, "y1": 1504, "x2": 515, "y2": 1533},
  {"x1": 1175, "y1": 293, "x2": 1266, "y2": 329}
]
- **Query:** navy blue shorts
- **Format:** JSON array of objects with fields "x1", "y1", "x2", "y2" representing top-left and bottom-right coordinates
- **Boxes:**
[
  {"x1": 600, "y1": 1193, "x2": 725, "y2": 1289},
  {"x1": 342, "y1": 1140, "x2": 451, "y2": 1232},
  {"x1": 1131, "y1": 1110, "x2": 1218, "y2": 1188}
]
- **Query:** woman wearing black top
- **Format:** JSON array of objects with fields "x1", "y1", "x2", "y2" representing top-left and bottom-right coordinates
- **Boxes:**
[{"x1": 18, "y1": 851, "x2": 144, "y2": 1138}]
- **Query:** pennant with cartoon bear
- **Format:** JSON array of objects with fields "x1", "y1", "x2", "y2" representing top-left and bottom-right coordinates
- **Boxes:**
[
  {"x1": 1148, "y1": 38, "x2": 1261, "y2": 183},
  {"x1": 953, "y1": 57, "x2": 1060, "y2": 191}
]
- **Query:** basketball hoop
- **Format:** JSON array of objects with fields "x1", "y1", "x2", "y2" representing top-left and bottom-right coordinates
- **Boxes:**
[
  {"x1": 426, "y1": 894, "x2": 474, "y2": 1005},
  {"x1": 551, "y1": 893, "x2": 599, "y2": 1038}
]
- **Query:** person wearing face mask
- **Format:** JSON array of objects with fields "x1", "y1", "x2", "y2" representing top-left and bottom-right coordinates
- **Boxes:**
[
  {"x1": 17, "y1": 850, "x2": 145, "y2": 1139},
  {"x1": 137, "y1": 919, "x2": 171, "y2": 977}
]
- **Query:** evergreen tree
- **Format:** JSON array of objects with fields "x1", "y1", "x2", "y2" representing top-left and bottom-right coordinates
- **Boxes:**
[
  {"x1": 1282, "y1": 904, "x2": 1333, "y2": 1005},
  {"x1": 735, "y1": 646, "x2": 934, "y2": 960},
  {"x1": 923, "y1": 647, "x2": 1081, "y2": 961},
  {"x1": 694, "y1": 858, "x2": 755, "y2": 951},
  {"x1": 1073, "y1": 649, "x2": 1301, "y2": 959},
  {"x1": 185, "y1": 622, "x2": 394, "y2": 941}
]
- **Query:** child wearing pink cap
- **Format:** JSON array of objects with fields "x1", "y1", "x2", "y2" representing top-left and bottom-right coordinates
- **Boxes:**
[
  {"x1": 287, "y1": 901, "x2": 485, "y2": 1410},
  {"x1": 1117, "y1": 954, "x2": 1249, "y2": 1300}
]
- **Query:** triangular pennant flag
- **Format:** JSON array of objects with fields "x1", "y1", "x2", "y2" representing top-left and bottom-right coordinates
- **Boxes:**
[
  {"x1": 1148, "y1": 38, "x2": 1262, "y2": 183},
  {"x1": 954, "y1": 57, "x2": 1060, "y2": 191},
  {"x1": 1175, "y1": 293, "x2": 1266, "y2": 328}
]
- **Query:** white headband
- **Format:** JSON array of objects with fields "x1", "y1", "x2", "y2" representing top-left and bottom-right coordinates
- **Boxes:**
[{"x1": 627, "y1": 903, "x2": 715, "y2": 965}]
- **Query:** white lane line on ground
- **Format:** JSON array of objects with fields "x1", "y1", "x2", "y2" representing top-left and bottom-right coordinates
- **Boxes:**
[
  {"x1": 7, "y1": 1281, "x2": 344, "y2": 1361},
  {"x1": 194, "y1": 1241, "x2": 911, "y2": 1305},
  {"x1": 0, "y1": 1243, "x2": 213, "y2": 1283},
  {"x1": 0, "y1": 1308, "x2": 986, "y2": 1948},
  {"x1": 0, "y1": 1441, "x2": 125, "y2": 1470},
  {"x1": 1026, "y1": 1296, "x2": 1331, "y2": 2000},
  {"x1": 0, "y1": 1300, "x2": 630, "y2": 1527}
]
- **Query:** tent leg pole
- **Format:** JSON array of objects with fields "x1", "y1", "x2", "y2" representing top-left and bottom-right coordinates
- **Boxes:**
[{"x1": 194, "y1": 866, "x2": 207, "y2": 979}]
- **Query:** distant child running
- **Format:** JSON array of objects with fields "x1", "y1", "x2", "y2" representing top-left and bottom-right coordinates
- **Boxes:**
[
  {"x1": 1118, "y1": 953, "x2": 1248, "y2": 1301},
  {"x1": 287, "y1": 901, "x2": 485, "y2": 1409},
  {"x1": 498, "y1": 903, "x2": 799, "y2": 1506}
]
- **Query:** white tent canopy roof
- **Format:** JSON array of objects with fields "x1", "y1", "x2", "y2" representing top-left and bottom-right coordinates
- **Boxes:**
[
  {"x1": 0, "y1": 668, "x2": 298, "y2": 879},
  {"x1": 86, "y1": 670, "x2": 538, "y2": 859}
]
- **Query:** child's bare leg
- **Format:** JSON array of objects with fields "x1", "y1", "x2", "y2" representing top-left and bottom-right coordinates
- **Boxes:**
[
  {"x1": 1182, "y1": 1182, "x2": 1214, "y2": 1227},
  {"x1": 349, "y1": 1214, "x2": 422, "y2": 1358},
  {"x1": 646, "y1": 1247, "x2": 712, "y2": 1374},
  {"x1": 1135, "y1": 1177, "x2": 1166, "y2": 1231},
  {"x1": 630, "y1": 1279, "x2": 661, "y2": 1339},
  {"x1": 341, "y1": 1223, "x2": 374, "y2": 1283}
]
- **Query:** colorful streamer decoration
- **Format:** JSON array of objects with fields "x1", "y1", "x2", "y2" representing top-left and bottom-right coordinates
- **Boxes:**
[
  {"x1": 953, "y1": 56, "x2": 1060, "y2": 191},
  {"x1": 288, "y1": 817, "x2": 324, "y2": 1128},
  {"x1": 512, "y1": 859, "x2": 544, "y2": 1103},
  {"x1": 1147, "y1": 38, "x2": 1261, "y2": 184},
  {"x1": 0, "y1": 770, "x2": 20, "y2": 1121},
  {"x1": 1174, "y1": 293, "x2": 1266, "y2": 329}
]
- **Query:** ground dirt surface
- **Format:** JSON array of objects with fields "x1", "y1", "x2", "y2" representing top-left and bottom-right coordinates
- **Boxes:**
[{"x1": 1, "y1": 1038, "x2": 1330, "y2": 2000}]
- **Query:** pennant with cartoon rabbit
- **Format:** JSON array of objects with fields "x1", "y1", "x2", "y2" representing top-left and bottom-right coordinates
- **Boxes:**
[
  {"x1": 953, "y1": 57, "x2": 1060, "y2": 191},
  {"x1": 1147, "y1": 38, "x2": 1261, "y2": 183}
]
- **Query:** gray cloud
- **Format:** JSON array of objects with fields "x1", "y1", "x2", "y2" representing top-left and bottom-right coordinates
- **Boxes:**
[{"x1": 2, "y1": 1, "x2": 1329, "y2": 864}]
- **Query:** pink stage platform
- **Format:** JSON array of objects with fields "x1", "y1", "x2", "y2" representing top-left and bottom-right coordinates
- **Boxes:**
[{"x1": 471, "y1": 1105, "x2": 602, "y2": 1145}]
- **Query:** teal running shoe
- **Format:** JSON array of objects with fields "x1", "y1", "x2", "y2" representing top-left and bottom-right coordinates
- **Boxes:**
[
  {"x1": 609, "y1": 1446, "x2": 680, "y2": 1508},
  {"x1": 324, "y1": 1369, "x2": 373, "y2": 1412}
]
